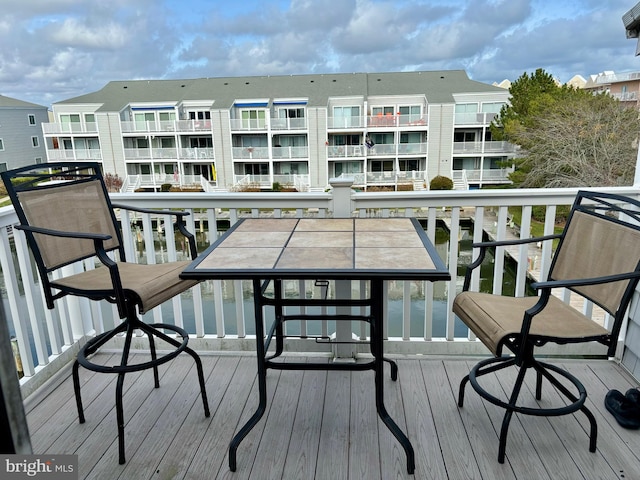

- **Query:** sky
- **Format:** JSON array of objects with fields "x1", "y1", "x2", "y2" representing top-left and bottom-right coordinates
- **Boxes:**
[{"x1": 1, "y1": 0, "x2": 640, "y2": 108}]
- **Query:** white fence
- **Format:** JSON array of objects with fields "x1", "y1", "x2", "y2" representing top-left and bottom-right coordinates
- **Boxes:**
[{"x1": 4, "y1": 185, "x2": 640, "y2": 396}]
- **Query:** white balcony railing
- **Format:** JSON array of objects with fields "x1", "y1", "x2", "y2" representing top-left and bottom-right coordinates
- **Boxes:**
[
  {"x1": 367, "y1": 114, "x2": 428, "y2": 127},
  {"x1": 6, "y1": 186, "x2": 640, "y2": 398},
  {"x1": 272, "y1": 146, "x2": 309, "y2": 159},
  {"x1": 270, "y1": 117, "x2": 307, "y2": 130},
  {"x1": 454, "y1": 112, "x2": 498, "y2": 125},
  {"x1": 453, "y1": 141, "x2": 518, "y2": 155},
  {"x1": 327, "y1": 145, "x2": 365, "y2": 158},
  {"x1": 42, "y1": 122, "x2": 98, "y2": 134},
  {"x1": 46, "y1": 149, "x2": 102, "y2": 161}
]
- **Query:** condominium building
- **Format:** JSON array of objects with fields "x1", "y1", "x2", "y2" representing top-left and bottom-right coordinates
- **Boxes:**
[
  {"x1": 0, "y1": 95, "x2": 49, "y2": 172},
  {"x1": 583, "y1": 70, "x2": 640, "y2": 107},
  {"x1": 42, "y1": 70, "x2": 517, "y2": 191}
]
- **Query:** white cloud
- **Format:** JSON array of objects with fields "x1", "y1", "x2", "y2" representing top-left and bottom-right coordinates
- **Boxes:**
[{"x1": 47, "y1": 18, "x2": 130, "y2": 49}]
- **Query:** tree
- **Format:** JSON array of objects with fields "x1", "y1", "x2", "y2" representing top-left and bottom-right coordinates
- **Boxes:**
[
  {"x1": 492, "y1": 68, "x2": 640, "y2": 188},
  {"x1": 508, "y1": 93, "x2": 640, "y2": 187}
]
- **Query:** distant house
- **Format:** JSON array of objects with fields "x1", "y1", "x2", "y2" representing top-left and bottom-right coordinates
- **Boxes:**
[{"x1": 0, "y1": 95, "x2": 48, "y2": 172}]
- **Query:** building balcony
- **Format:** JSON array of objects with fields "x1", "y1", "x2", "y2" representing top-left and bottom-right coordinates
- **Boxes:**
[
  {"x1": 270, "y1": 117, "x2": 307, "y2": 130},
  {"x1": 327, "y1": 116, "x2": 365, "y2": 129},
  {"x1": 46, "y1": 149, "x2": 103, "y2": 161},
  {"x1": 6, "y1": 187, "x2": 640, "y2": 478},
  {"x1": 120, "y1": 120, "x2": 213, "y2": 134},
  {"x1": 454, "y1": 112, "x2": 498, "y2": 126},
  {"x1": 367, "y1": 143, "x2": 428, "y2": 156},
  {"x1": 232, "y1": 146, "x2": 270, "y2": 160},
  {"x1": 367, "y1": 113, "x2": 428, "y2": 128},
  {"x1": 453, "y1": 141, "x2": 518, "y2": 155},
  {"x1": 272, "y1": 145, "x2": 309, "y2": 159},
  {"x1": 327, "y1": 145, "x2": 365, "y2": 158},
  {"x1": 42, "y1": 122, "x2": 98, "y2": 135}
]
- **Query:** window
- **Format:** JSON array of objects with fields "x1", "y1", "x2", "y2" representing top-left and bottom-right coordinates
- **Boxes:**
[
  {"x1": 189, "y1": 111, "x2": 211, "y2": 120},
  {"x1": 241, "y1": 109, "x2": 266, "y2": 129},
  {"x1": 371, "y1": 106, "x2": 395, "y2": 116},
  {"x1": 60, "y1": 114, "x2": 81, "y2": 133},
  {"x1": 0, "y1": 139, "x2": 4, "y2": 150},
  {"x1": 398, "y1": 105, "x2": 422, "y2": 124},
  {"x1": 159, "y1": 111, "x2": 176, "y2": 122},
  {"x1": 134, "y1": 112, "x2": 155, "y2": 130},
  {"x1": 28, "y1": 114, "x2": 36, "y2": 125},
  {"x1": 481, "y1": 102, "x2": 505, "y2": 113},
  {"x1": 35, "y1": 157, "x2": 43, "y2": 164},
  {"x1": 455, "y1": 103, "x2": 478, "y2": 114},
  {"x1": 278, "y1": 108, "x2": 304, "y2": 119},
  {"x1": 333, "y1": 106, "x2": 360, "y2": 128},
  {"x1": 454, "y1": 131, "x2": 476, "y2": 142},
  {"x1": 31, "y1": 136, "x2": 39, "y2": 147},
  {"x1": 0, "y1": 163, "x2": 6, "y2": 172}
]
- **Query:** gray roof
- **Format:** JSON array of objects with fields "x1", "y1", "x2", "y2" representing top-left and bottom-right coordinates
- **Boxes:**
[
  {"x1": 0, "y1": 94, "x2": 47, "y2": 109},
  {"x1": 55, "y1": 70, "x2": 507, "y2": 112}
]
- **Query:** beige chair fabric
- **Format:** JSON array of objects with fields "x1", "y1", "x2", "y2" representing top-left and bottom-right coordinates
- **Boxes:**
[
  {"x1": 51, "y1": 261, "x2": 198, "y2": 314},
  {"x1": 453, "y1": 292, "x2": 609, "y2": 355},
  {"x1": 20, "y1": 180, "x2": 121, "y2": 269}
]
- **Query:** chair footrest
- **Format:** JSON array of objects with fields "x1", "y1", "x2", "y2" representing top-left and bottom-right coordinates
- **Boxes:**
[
  {"x1": 468, "y1": 356, "x2": 587, "y2": 417},
  {"x1": 77, "y1": 322, "x2": 190, "y2": 374}
]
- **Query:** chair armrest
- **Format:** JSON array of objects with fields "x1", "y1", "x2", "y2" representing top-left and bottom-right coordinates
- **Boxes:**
[
  {"x1": 462, "y1": 234, "x2": 562, "y2": 291},
  {"x1": 111, "y1": 203, "x2": 190, "y2": 218},
  {"x1": 16, "y1": 224, "x2": 112, "y2": 241},
  {"x1": 532, "y1": 270, "x2": 640, "y2": 290},
  {"x1": 111, "y1": 203, "x2": 198, "y2": 259},
  {"x1": 472, "y1": 234, "x2": 561, "y2": 249}
]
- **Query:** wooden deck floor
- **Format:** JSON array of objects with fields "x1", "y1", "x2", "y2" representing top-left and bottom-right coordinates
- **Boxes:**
[{"x1": 25, "y1": 353, "x2": 640, "y2": 480}]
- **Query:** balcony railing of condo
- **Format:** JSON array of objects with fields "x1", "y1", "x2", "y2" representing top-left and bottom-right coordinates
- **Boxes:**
[
  {"x1": 6, "y1": 185, "x2": 639, "y2": 400},
  {"x1": 42, "y1": 122, "x2": 98, "y2": 134},
  {"x1": 453, "y1": 141, "x2": 518, "y2": 155},
  {"x1": 120, "y1": 119, "x2": 213, "y2": 133}
]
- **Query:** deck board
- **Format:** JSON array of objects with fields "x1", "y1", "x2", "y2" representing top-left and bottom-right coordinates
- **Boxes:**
[{"x1": 26, "y1": 353, "x2": 640, "y2": 480}]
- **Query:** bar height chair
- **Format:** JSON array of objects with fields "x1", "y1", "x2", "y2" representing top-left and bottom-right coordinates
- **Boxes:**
[
  {"x1": 1, "y1": 162, "x2": 210, "y2": 464},
  {"x1": 453, "y1": 190, "x2": 640, "y2": 463}
]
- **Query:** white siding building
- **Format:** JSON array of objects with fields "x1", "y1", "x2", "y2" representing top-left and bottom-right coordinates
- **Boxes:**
[
  {"x1": 42, "y1": 71, "x2": 517, "y2": 191},
  {"x1": 0, "y1": 95, "x2": 48, "y2": 172}
]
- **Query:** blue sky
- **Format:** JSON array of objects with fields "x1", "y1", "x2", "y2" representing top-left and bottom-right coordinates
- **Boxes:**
[{"x1": 0, "y1": 0, "x2": 639, "y2": 107}]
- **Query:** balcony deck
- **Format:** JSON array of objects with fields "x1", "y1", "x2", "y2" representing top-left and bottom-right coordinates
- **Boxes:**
[{"x1": 25, "y1": 353, "x2": 640, "y2": 480}]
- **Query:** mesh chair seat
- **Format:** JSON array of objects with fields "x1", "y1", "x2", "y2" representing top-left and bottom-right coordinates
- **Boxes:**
[
  {"x1": 453, "y1": 291, "x2": 609, "y2": 355},
  {"x1": 51, "y1": 261, "x2": 198, "y2": 314}
]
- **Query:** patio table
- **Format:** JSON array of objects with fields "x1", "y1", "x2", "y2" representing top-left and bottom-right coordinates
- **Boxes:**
[{"x1": 181, "y1": 217, "x2": 450, "y2": 474}]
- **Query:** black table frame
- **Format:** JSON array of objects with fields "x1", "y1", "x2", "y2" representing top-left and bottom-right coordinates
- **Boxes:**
[{"x1": 181, "y1": 217, "x2": 451, "y2": 475}]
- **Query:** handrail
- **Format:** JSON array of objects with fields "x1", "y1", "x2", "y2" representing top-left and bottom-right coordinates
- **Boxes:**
[{"x1": 4, "y1": 186, "x2": 640, "y2": 396}]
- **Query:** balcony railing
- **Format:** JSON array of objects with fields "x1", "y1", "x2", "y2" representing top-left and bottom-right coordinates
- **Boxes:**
[
  {"x1": 120, "y1": 120, "x2": 213, "y2": 133},
  {"x1": 232, "y1": 173, "x2": 311, "y2": 189},
  {"x1": 6, "y1": 186, "x2": 640, "y2": 399},
  {"x1": 367, "y1": 114, "x2": 428, "y2": 127},
  {"x1": 42, "y1": 122, "x2": 98, "y2": 134},
  {"x1": 270, "y1": 117, "x2": 307, "y2": 130},
  {"x1": 272, "y1": 146, "x2": 309, "y2": 159},
  {"x1": 327, "y1": 145, "x2": 365, "y2": 158},
  {"x1": 46, "y1": 149, "x2": 103, "y2": 161},
  {"x1": 454, "y1": 112, "x2": 498, "y2": 125},
  {"x1": 453, "y1": 141, "x2": 517, "y2": 154},
  {"x1": 232, "y1": 146, "x2": 270, "y2": 159}
]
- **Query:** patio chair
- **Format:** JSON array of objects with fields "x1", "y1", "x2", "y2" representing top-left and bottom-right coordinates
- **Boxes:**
[
  {"x1": 454, "y1": 190, "x2": 640, "y2": 463},
  {"x1": 1, "y1": 162, "x2": 210, "y2": 464}
]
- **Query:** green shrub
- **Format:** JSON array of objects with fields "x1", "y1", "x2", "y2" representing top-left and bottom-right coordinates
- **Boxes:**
[{"x1": 429, "y1": 175, "x2": 454, "y2": 190}]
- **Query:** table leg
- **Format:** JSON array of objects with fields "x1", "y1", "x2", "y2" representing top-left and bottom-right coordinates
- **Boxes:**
[
  {"x1": 229, "y1": 279, "x2": 268, "y2": 472},
  {"x1": 371, "y1": 280, "x2": 415, "y2": 474}
]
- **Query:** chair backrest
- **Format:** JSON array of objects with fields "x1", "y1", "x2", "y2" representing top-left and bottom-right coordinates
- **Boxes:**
[
  {"x1": 549, "y1": 191, "x2": 640, "y2": 346},
  {"x1": 1, "y1": 162, "x2": 124, "y2": 281}
]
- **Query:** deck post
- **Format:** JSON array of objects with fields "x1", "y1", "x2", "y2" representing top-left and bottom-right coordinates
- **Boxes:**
[{"x1": 329, "y1": 177, "x2": 357, "y2": 360}]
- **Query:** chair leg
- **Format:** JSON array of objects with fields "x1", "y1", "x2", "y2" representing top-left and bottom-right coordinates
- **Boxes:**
[
  {"x1": 147, "y1": 330, "x2": 160, "y2": 388},
  {"x1": 536, "y1": 369, "x2": 543, "y2": 400},
  {"x1": 116, "y1": 371, "x2": 126, "y2": 464},
  {"x1": 498, "y1": 364, "x2": 528, "y2": 463},
  {"x1": 458, "y1": 374, "x2": 470, "y2": 407},
  {"x1": 185, "y1": 346, "x2": 211, "y2": 417},
  {"x1": 72, "y1": 360, "x2": 85, "y2": 423}
]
